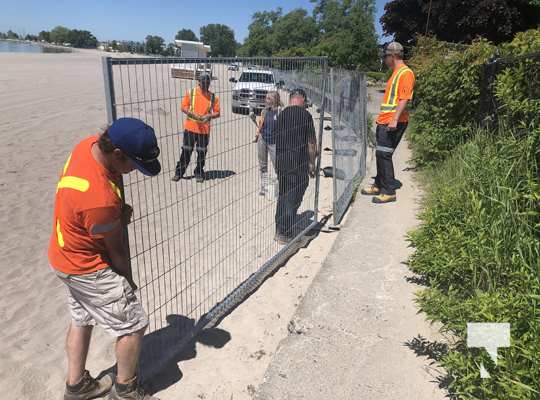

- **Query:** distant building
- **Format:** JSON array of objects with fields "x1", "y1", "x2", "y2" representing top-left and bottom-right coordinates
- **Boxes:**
[{"x1": 174, "y1": 40, "x2": 211, "y2": 58}]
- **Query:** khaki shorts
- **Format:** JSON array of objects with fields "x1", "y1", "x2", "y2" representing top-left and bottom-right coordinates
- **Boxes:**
[{"x1": 56, "y1": 267, "x2": 148, "y2": 337}]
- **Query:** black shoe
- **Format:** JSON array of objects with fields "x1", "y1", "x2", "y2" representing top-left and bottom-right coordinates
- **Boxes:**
[
  {"x1": 108, "y1": 378, "x2": 159, "y2": 399},
  {"x1": 64, "y1": 370, "x2": 113, "y2": 400},
  {"x1": 274, "y1": 233, "x2": 293, "y2": 245}
]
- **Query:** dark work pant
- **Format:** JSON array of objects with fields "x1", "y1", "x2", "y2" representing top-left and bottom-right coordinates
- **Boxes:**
[
  {"x1": 375, "y1": 123, "x2": 407, "y2": 195},
  {"x1": 275, "y1": 171, "x2": 309, "y2": 237},
  {"x1": 176, "y1": 130, "x2": 210, "y2": 177}
]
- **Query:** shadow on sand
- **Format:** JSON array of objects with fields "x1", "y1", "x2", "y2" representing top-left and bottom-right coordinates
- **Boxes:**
[{"x1": 99, "y1": 314, "x2": 231, "y2": 395}]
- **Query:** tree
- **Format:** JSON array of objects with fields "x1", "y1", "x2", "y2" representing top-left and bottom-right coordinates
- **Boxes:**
[
  {"x1": 381, "y1": 0, "x2": 540, "y2": 46},
  {"x1": 239, "y1": 9, "x2": 283, "y2": 56},
  {"x1": 271, "y1": 9, "x2": 319, "y2": 56},
  {"x1": 164, "y1": 42, "x2": 178, "y2": 56},
  {"x1": 200, "y1": 24, "x2": 237, "y2": 56},
  {"x1": 69, "y1": 30, "x2": 97, "y2": 48},
  {"x1": 239, "y1": 2, "x2": 379, "y2": 69},
  {"x1": 38, "y1": 30, "x2": 51, "y2": 42},
  {"x1": 145, "y1": 35, "x2": 165, "y2": 55},
  {"x1": 311, "y1": 0, "x2": 379, "y2": 69},
  {"x1": 6, "y1": 30, "x2": 19, "y2": 39},
  {"x1": 49, "y1": 26, "x2": 72, "y2": 44},
  {"x1": 175, "y1": 29, "x2": 198, "y2": 42}
]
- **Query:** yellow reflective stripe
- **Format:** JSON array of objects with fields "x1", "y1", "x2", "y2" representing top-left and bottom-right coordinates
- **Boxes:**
[
  {"x1": 57, "y1": 176, "x2": 90, "y2": 193},
  {"x1": 388, "y1": 67, "x2": 410, "y2": 107},
  {"x1": 56, "y1": 219, "x2": 64, "y2": 247},
  {"x1": 380, "y1": 67, "x2": 411, "y2": 113},
  {"x1": 109, "y1": 180, "x2": 122, "y2": 200},
  {"x1": 62, "y1": 153, "x2": 72, "y2": 175},
  {"x1": 189, "y1": 88, "x2": 196, "y2": 112},
  {"x1": 187, "y1": 88, "x2": 199, "y2": 122}
]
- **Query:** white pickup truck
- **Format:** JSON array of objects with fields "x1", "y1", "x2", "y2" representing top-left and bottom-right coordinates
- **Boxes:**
[{"x1": 230, "y1": 69, "x2": 283, "y2": 115}]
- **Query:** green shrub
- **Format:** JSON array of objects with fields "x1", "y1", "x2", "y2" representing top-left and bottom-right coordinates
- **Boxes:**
[
  {"x1": 409, "y1": 126, "x2": 540, "y2": 398},
  {"x1": 365, "y1": 71, "x2": 387, "y2": 82},
  {"x1": 408, "y1": 29, "x2": 540, "y2": 165},
  {"x1": 408, "y1": 39, "x2": 495, "y2": 165}
]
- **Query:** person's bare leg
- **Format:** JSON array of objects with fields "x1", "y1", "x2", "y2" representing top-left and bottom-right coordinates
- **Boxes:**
[
  {"x1": 116, "y1": 326, "x2": 147, "y2": 383},
  {"x1": 66, "y1": 323, "x2": 93, "y2": 385}
]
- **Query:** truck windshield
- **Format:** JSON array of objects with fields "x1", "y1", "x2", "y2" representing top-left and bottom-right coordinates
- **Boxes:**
[{"x1": 239, "y1": 72, "x2": 274, "y2": 84}]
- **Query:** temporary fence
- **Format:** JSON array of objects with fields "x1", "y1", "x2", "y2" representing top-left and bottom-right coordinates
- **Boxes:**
[
  {"x1": 330, "y1": 69, "x2": 368, "y2": 224},
  {"x1": 102, "y1": 56, "x2": 329, "y2": 376}
]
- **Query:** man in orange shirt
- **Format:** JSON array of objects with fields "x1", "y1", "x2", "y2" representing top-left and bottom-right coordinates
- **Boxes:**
[
  {"x1": 172, "y1": 73, "x2": 220, "y2": 183},
  {"x1": 362, "y1": 42, "x2": 415, "y2": 204},
  {"x1": 49, "y1": 118, "x2": 161, "y2": 400}
]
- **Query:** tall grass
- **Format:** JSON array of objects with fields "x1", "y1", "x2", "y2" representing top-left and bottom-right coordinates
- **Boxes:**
[{"x1": 409, "y1": 126, "x2": 540, "y2": 398}]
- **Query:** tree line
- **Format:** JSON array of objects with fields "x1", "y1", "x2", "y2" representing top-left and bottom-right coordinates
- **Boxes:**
[
  {"x1": 381, "y1": 0, "x2": 540, "y2": 46},
  {"x1": 239, "y1": 0, "x2": 380, "y2": 70},
  {"x1": 5, "y1": 0, "x2": 537, "y2": 68}
]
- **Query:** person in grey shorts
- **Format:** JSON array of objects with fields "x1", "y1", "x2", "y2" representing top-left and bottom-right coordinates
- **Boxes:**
[
  {"x1": 256, "y1": 91, "x2": 281, "y2": 196},
  {"x1": 48, "y1": 118, "x2": 161, "y2": 400}
]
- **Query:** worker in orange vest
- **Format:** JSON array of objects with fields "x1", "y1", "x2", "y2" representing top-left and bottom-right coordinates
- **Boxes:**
[
  {"x1": 362, "y1": 42, "x2": 415, "y2": 204},
  {"x1": 49, "y1": 118, "x2": 161, "y2": 400},
  {"x1": 172, "y1": 73, "x2": 220, "y2": 183}
]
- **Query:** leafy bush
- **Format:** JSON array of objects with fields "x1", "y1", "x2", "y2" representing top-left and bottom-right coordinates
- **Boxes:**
[
  {"x1": 409, "y1": 127, "x2": 540, "y2": 398},
  {"x1": 408, "y1": 39, "x2": 494, "y2": 165},
  {"x1": 494, "y1": 30, "x2": 540, "y2": 129},
  {"x1": 366, "y1": 71, "x2": 386, "y2": 82},
  {"x1": 408, "y1": 29, "x2": 540, "y2": 165}
]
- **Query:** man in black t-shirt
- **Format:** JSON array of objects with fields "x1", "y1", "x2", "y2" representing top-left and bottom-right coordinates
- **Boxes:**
[{"x1": 274, "y1": 89, "x2": 317, "y2": 244}]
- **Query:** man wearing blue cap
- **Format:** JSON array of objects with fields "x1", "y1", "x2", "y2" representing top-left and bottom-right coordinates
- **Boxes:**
[{"x1": 48, "y1": 118, "x2": 161, "y2": 399}]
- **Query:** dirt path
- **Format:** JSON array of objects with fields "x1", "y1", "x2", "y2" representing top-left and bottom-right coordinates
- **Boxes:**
[{"x1": 254, "y1": 135, "x2": 448, "y2": 399}]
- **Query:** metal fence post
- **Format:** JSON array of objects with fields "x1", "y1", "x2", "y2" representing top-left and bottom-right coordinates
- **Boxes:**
[
  {"x1": 101, "y1": 56, "x2": 131, "y2": 269},
  {"x1": 330, "y1": 68, "x2": 338, "y2": 225},
  {"x1": 102, "y1": 57, "x2": 117, "y2": 123},
  {"x1": 313, "y1": 59, "x2": 329, "y2": 222}
]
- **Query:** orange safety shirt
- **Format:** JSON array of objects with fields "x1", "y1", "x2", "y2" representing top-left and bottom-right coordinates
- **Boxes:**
[
  {"x1": 48, "y1": 135, "x2": 123, "y2": 275},
  {"x1": 182, "y1": 87, "x2": 220, "y2": 134},
  {"x1": 376, "y1": 65, "x2": 415, "y2": 125}
]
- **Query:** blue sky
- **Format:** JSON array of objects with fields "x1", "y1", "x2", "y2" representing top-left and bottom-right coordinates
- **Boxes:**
[{"x1": 0, "y1": 0, "x2": 390, "y2": 42}]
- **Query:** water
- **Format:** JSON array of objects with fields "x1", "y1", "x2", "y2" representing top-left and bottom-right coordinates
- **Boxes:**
[{"x1": 0, "y1": 40, "x2": 71, "y2": 53}]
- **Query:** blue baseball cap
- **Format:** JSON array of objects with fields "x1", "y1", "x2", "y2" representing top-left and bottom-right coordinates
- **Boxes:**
[{"x1": 108, "y1": 118, "x2": 161, "y2": 176}]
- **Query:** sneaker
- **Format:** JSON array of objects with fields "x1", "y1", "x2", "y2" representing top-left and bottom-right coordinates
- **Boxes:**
[
  {"x1": 361, "y1": 184, "x2": 380, "y2": 195},
  {"x1": 171, "y1": 174, "x2": 183, "y2": 182},
  {"x1": 195, "y1": 173, "x2": 205, "y2": 183},
  {"x1": 108, "y1": 378, "x2": 159, "y2": 400},
  {"x1": 372, "y1": 194, "x2": 397, "y2": 204},
  {"x1": 274, "y1": 233, "x2": 293, "y2": 245},
  {"x1": 64, "y1": 370, "x2": 113, "y2": 400}
]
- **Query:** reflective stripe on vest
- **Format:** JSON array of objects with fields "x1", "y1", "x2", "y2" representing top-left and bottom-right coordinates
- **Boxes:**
[
  {"x1": 187, "y1": 88, "x2": 215, "y2": 122},
  {"x1": 380, "y1": 66, "x2": 412, "y2": 112}
]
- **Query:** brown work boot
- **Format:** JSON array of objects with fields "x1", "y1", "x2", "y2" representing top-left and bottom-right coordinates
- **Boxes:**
[
  {"x1": 361, "y1": 184, "x2": 380, "y2": 195},
  {"x1": 64, "y1": 370, "x2": 113, "y2": 400},
  {"x1": 372, "y1": 194, "x2": 397, "y2": 204},
  {"x1": 108, "y1": 377, "x2": 159, "y2": 400}
]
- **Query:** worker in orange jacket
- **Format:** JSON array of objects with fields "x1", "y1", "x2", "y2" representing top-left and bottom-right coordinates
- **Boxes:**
[
  {"x1": 362, "y1": 42, "x2": 415, "y2": 204},
  {"x1": 172, "y1": 73, "x2": 220, "y2": 183}
]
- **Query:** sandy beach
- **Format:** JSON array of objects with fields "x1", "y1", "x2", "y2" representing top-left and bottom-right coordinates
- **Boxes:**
[{"x1": 0, "y1": 48, "x2": 338, "y2": 399}]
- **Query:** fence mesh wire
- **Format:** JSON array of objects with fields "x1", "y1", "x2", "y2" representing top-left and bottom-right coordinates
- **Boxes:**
[
  {"x1": 330, "y1": 69, "x2": 368, "y2": 224},
  {"x1": 102, "y1": 56, "x2": 328, "y2": 374}
]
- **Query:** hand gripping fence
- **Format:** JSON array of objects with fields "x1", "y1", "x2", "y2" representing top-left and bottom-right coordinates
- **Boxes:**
[{"x1": 102, "y1": 56, "x2": 334, "y2": 377}]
